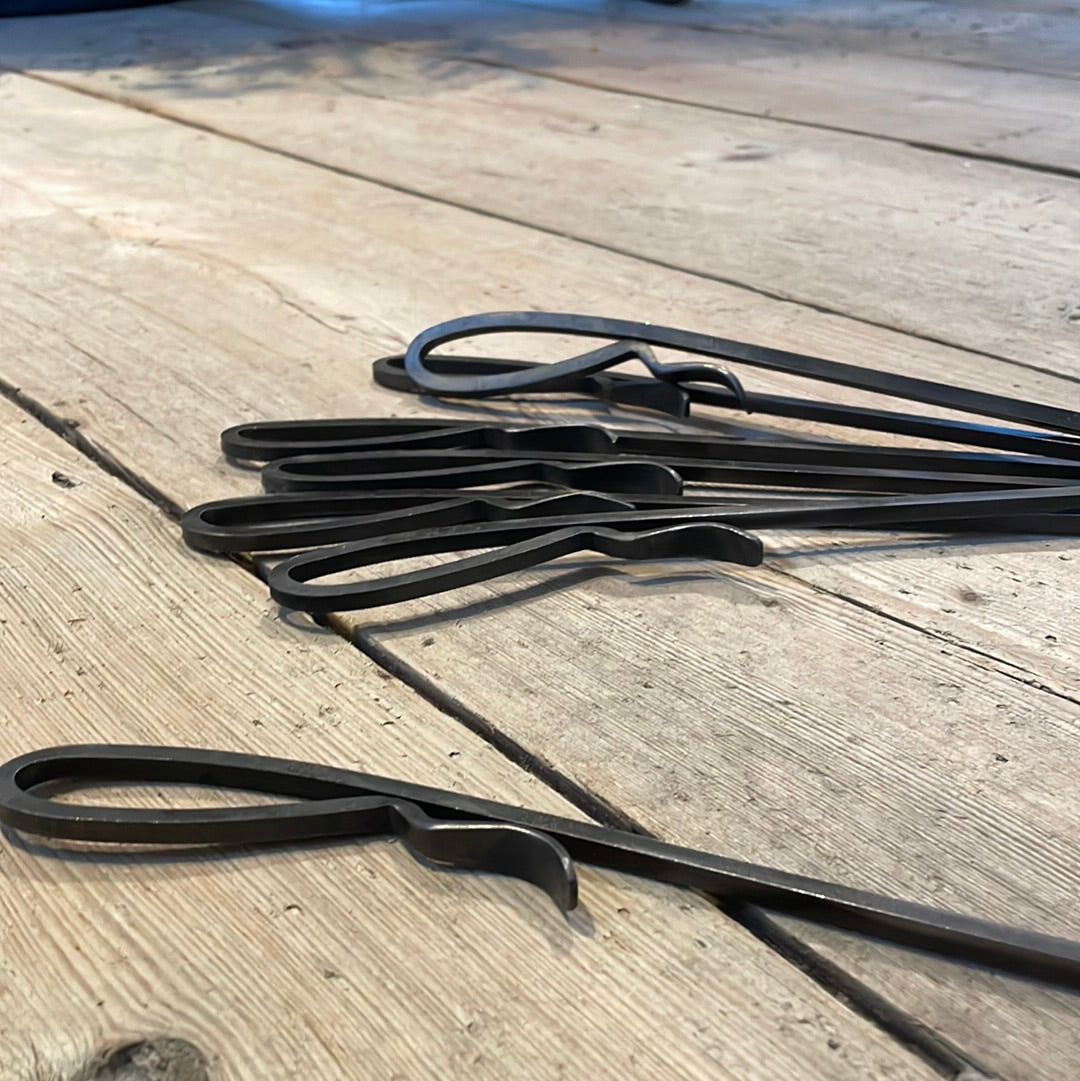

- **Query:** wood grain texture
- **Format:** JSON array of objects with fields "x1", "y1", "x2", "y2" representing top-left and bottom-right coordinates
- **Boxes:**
[
  {"x1": 1, "y1": 71, "x2": 1079, "y2": 1079},
  {"x1": 177, "y1": 0, "x2": 1080, "y2": 173},
  {"x1": 503, "y1": 0, "x2": 1080, "y2": 78},
  {"x1": 4, "y1": 7, "x2": 1079, "y2": 372},
  {"x1": 771, "y1": 528, "x2": 1080, "y2": 697},
  {"x1": 0, "y1": 398, "x2": 938, "y2": 1081}
]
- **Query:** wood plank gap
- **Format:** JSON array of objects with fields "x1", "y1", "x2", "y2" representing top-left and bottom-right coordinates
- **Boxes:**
[
  {"x1": 616, "y1": 18, "x2": 1080, "y2": 83},
  {"x1": 734, "y1": 904, "x2": 998, "y2": 1081},
  {"x1": 14, "y1": 66, "x2": 1079, "y2": 392},
  {"x1": 434, "y1": 53, "x2": 1080, "y2": 182},
  {"x1": 883, "y1": 137, "x2": 1080, "y2": 182},
  {"x1": 334, "y1": 613, "x2": 637, "y2": 827},
  {"x1": 767, "y1": 564, "x2": 1080, "y2": 711},
  {"x1": 0, "y1": 371, "x2": 183, "y2": 519}
]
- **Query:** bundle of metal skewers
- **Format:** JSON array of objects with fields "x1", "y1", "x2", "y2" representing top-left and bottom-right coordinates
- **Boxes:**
[
  {"x1": 181, "y1": 312, "x2": 1080, "y2": 613},
  {"x1": 5, "y1": 312, "x2": 1080, "y2": 994}
]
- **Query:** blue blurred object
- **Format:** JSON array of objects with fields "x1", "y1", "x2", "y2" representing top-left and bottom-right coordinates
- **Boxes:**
[
  {"x1": 1, "y1": 0, "x2": 171, "y2": 14},
  {"x1": 2, "y1": 0, "x2": 684, "y2": 14}
]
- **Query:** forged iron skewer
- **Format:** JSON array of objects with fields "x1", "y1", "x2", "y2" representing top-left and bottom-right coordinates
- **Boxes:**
[
  {"x1": 182, "y1": 490, "x2": 639, "y2": 553},
  {"x1": 263, "y1": 455, "x2": 687, "y2": 495},
  {"x1": 1, "y1": 744, "x2": 1076, "y2": 991},
  {"x1": 400, "y1": 313, "x2": 1080, "y2": 436},
  {"x1": 260, "y1": 447, "x2": 1076, "y2": 497},
  {"x1": 373, "y1": 353, "x2": 1080, "y2": 461},
  {"x1": 182, "y1": 485, "x2": 1080, "y2": 557},
  {"x1": 267, "y1": 519, "x2": 765, "y2": 612},
  {"x1": 222, "y1": 418, "x2": 1080, "y2": 479},
  {"x1": 264, "y1": 485, "x2": 1080, "y2": 612}
]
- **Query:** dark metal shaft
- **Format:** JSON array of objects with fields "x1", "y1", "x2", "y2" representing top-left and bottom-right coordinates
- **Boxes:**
[
  {"x1": 1, "y1": 744, "x2": 1075, "y2": 990},
  {"x1": 261, "y1": 448, "x2": 1073, "y2": 496},
  {"x1": 372, "y1": 353, "x2": 1080, "y2": 460},
  {"x1": 262, "y1": 485, "x2": 1080, "y2": 611},
  {"x1": 402, "y1": 313, "x2": 1080, "y2": 435}
]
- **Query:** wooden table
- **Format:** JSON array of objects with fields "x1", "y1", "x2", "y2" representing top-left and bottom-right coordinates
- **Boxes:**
[{"x1": 1, "y1": 1, "x2": 1077, "y2": 1078}]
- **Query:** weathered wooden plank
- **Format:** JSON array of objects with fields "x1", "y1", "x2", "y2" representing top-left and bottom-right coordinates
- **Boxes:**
[
  {"x1": 175, "y1": 0, "x2": 1080, "y2": 173},
  {"x1": 1, "y1": 74, "x2": 1078, "y2": 1079},
  {"x1": 4, "y1": 7, "x2": 1078, "y2": 374},
  {"x1": 177, "y1": 0, "x2": 1080, "y2": 82},
  {"x1": 503, "y1": 0, "x2": 1080, "y2": 78},
  {"x1": 772, "y1": 528, "x2": 1079, "y2": 696},
  {"x1": 1, "y1": 396, "x2": 938, "y2": 1081}
]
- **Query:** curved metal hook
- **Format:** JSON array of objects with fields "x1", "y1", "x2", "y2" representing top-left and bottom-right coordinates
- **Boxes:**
[
  {"x1": 402, "y1": 312, "x2": 1080, "y2": 435},
  {"x1": 0, "y1": 745, "x2": 578, "y2": 911},
  {"x1": 389, "y1": 335, "x2": 746, "y2": 409}
]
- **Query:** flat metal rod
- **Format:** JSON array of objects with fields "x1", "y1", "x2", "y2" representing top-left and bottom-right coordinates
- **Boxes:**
[
  {"x1": 180, "y1": 490, "x2": 635, "y2": 553},
  {"x1": 2, "y1": 744, "x2": 1076, "y2": 990},
  {"x1": 222, "y1": 417, "x2": 1080, "y2": 478},
  {"x1": 261, "y1": 447, "x2": 1076, "y2": 496},
  {"x1": 373, "y1": 353, "x2": 1080, "y2": 460},
  {"x1": 181, "y1": 486, "x2": 1080, "y2": 554},
  {"x1": 403, "y1": 313, "x2": 1080, "y2": 435},
  {"x1": 263, "y1": 485, "x2": 1080, "y2": 611}
]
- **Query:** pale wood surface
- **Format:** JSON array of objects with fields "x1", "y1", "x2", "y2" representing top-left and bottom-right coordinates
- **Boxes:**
[
  {"x1": 182, "y1": 0, "x2": 1080, "y2": 173},
  {"x1": 510, "y1": 0, "x2": 1080, "y2": 77},
  {"x1": 0, "y1": 398, "x2": 939, "y2": 1081},
  {"x1": 1, "y1": 5, "x2": 1079, "y2": 1079},
  {"x1": 202, "y1": 0, "x2": 1080, "y2": 79},
  {"x1": 5, "y1": 7, "x2": 1079, "y2": 373}
]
